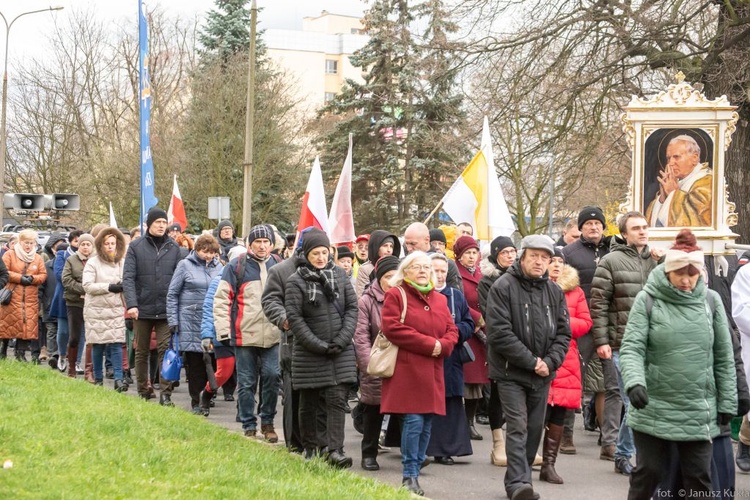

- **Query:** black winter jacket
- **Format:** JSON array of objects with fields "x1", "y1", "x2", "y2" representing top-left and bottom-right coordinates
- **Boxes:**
[
  {"x1": 562, "y1": 235, "x2": 611, "y2": 302},
  {"x1": 284, "y1": 264, "x2": 358, "y2": 390},
  {"x1": 485, "y1": 262, "x2": 572, "y2": 390},
  {"x1": 123, "y1": 235, "x2": 185, "y2": 319}
]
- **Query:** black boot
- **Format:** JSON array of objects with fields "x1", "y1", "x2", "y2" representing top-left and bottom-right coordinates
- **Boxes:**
[
  {"x1": 402, "y1": 477, "x2": 424, "y2": 496},
  {"x1": 465, "y1": 398, "x2": 483, "y2": 440},
  {"x1": 199, "y1": 390, "x2": 213, "y2": 416},
  {"x1": 0, "y1": 339, "x2": 8, "y2": 359},
  {"x1": 114, "y1": 380, "x2": 128, "y2": 393}
]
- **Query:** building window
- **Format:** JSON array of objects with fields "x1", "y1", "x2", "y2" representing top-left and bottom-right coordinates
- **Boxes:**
[
  {"x1": 350, "y1": 28, "x2": 361, "y2": 35},
  {"x1": 324, "y1": 92, "x2": 336, "y2": 103},
  {"x1": 325, "y1": 60, "x2": 338, "y2": 74}
]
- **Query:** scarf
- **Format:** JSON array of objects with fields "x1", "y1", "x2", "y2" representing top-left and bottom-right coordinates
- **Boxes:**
[
  {"x1": 14, "y1": 242, "x2": 36, "y2": 263},
  {"x1": 405, "y1": 278, "x2": 434, "y2": 294},
  {"x1": 76, "y1": 249, "x2": 94, "y2": 262},
  {"x1": 297, "y1": 259, "x2": 338, "y2": 303}
]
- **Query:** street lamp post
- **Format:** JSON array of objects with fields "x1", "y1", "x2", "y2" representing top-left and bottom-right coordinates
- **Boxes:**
[{"x1": 0, "y1": 6, "x2": 64, "y2": 212}]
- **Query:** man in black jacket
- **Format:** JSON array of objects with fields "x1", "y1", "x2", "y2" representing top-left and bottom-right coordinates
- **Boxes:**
[
  {"x1": 123, "y1": 207, "x2": 185, "y2": 405},
  {"x1": 486, "y1": 235, "x2": 571, "y2": 500}
]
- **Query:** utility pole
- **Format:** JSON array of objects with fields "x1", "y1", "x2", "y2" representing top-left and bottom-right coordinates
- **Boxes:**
[{"x1": 240, "y1": 0, "x2": 257, "y2": 237}]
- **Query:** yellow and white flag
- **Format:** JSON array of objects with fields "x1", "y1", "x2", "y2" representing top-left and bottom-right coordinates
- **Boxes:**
[{"x1": 441, "y1": 116, "x2": 515, "y2": 240}]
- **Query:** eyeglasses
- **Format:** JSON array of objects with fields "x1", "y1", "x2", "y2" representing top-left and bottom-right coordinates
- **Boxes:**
[
  {"x1": 408, "y1": 265, "x2": 431, "y2": 272},
  {"x1": 499, "y1": 249, "x2": 517, "y2": 256}
]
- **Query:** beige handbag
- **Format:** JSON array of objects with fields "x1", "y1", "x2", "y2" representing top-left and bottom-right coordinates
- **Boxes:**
[{"x1": 367, "y1": 286, "x2": 407, "y2": 378}]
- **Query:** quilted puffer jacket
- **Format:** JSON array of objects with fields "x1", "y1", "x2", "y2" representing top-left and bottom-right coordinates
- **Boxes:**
[
  {"x1": 82, "y1": 228, "x2": 127, "y2": 344},
  {"x1": 590, "y1": 238, "x2": 657, "y2": 351},
  {"x1": 620, "y1": 265, "x2": 737, "y2": 441},
  {"x1": 0, "y1": 250, "x2": 46, "y2": 340}
]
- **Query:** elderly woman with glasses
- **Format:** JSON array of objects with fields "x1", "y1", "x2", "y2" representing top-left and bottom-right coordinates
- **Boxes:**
[{"x1": 380, "y1": 251, "x2": 459, "y2": 496}]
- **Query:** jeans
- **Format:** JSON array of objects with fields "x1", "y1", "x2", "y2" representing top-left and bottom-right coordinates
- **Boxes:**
[
  {"x1": 601, "y1": 356, "x2": 623, "y2": 446},
  {"x1": 613, "y1": 351, "x2": 635, "y2": 459},
  {"x1": 401, "y1": 414, "x2": 434, "y2": 478},
  {"x1": 496, "y1": 379, "x2": 549, "y2": 497},
  {"x1": 56, "y1": 317, "x2": 69, "y2": 358},
  {"x1": 235, "y1": 344, "x2": 280, "y2": 430},
  {"x1": 92, "y1": 343, "x2": 123, "y2": 381}
]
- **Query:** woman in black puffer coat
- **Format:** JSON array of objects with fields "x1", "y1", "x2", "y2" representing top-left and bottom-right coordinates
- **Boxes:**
[{"x1": 285, "y1": 229, "x2": 358, "y2": 468}]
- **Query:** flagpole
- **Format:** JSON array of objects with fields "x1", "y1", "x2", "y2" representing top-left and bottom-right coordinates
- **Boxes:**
[{"x1": 423, "y1": 201, "x2": 443, "y2": 225}]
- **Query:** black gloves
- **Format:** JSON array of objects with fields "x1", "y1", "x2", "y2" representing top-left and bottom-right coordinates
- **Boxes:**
[
  {"x1": 718, "y1": 412, "x2": 734, "y2": 426},
  {"x1": 20, "y1": 275, "x2": 33, "y2": 286},
  {"x1": 738, "y1": 395, "x2": 750, "y2": 417},
  {"x1": 108, "y1": 283, "x2": 123, "y2": 293},
  {"x1": 124, "y1": 319, "x2": 134, "y2": 331},
  {"x1": 628, "y1": 385, "x2": 649, "y2": 410}
]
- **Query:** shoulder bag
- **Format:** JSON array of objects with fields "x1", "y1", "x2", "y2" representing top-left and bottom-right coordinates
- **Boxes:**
[
  {"x1": 367, "y1": 286, "x2": 406, "y2": 378},
  {"x1": 0, "y1": 262, "x2": 29, "y2": 306}
]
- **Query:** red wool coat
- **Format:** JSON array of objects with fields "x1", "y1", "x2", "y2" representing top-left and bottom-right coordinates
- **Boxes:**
[
  {"x1": 380, "y1": 283, "x2": 459, "y2": 415},
  {"x1": 548, "y1": 266, "x2": 592, "y2": 409},
  {"x1": 457, "y1": 262, "x2": 489, "y2": 384}
]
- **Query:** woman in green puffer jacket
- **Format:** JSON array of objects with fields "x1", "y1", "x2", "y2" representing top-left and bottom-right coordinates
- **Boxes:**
[{"x1": 620, "y1": 229, "x2": 737, "y2": 500}]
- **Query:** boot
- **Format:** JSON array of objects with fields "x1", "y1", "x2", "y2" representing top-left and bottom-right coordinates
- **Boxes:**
[
  {"x1": 539, "y1": 423, "x2": 564, "y2": 484},
  {"x1": 84, "y1": 344, "x2": 95, "y2": 383},
  {"x1": 490, "y1": 428, "x2": 507, "y2": 466},
  {"x1": 67, "y1": 346, "x2": 78, "y2": 378},
  {"x1": 465, "y1": 398, "x2": 483, "y2": 440},
  {"x1": 199, "y1": 390, "x2": 213, "y2": 416},
  {"x1": 559, "y1": 431, "x2": 576, "y2": 455},
  {"x1": 0, "y1": 339, "x2": 7, "y2": 359}
]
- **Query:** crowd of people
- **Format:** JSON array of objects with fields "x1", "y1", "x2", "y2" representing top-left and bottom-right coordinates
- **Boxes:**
[{"x1": 1, "y1": 204, "x2": 750, "y2": 500}]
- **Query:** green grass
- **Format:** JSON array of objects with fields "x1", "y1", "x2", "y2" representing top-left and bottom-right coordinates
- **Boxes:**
[{"x1": 0, "y1": 362, "x2": 409, "y2": 499}]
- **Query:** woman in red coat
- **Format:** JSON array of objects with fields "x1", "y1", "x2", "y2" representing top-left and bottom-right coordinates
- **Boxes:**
[
  {"x1": 381, "y1": 251, "x2": 458, "y2": 497},
  {"x1": 453, "y1": 235, "x2": 489, "y2": 441},
  {"x1": 542, "y1": 248, "x2": 592, "y2": 484}
]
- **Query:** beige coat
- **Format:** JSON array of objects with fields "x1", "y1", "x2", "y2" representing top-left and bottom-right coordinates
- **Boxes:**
[{"x1": 82, "y1": 228, "x2": 127, "y2": 344}]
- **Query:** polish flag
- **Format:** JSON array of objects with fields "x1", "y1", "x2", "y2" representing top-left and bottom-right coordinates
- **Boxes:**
[
  {"x1": 297, "y1": 156, "x2": 329, "y2": 235},
  {"x1": 328, "y1": 134, "x2": 355, "y2": 245},
  {"x1": 167, "y1": 175, "x2": 188, "y2": 231}
]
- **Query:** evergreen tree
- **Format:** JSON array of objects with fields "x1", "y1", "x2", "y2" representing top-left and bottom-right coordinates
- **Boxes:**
[
  {"x1": 198, "y1": 0, "x2": 251, "y2": 64},
  {"x1": 318, "y1": 0, "x2": 468, "y2": 233}
]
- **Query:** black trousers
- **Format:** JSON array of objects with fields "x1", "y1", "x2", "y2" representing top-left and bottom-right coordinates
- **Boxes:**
[
  {"x1": 496, "y1": 379, "x2": 549, "y2": 497},
  {"x1": 183, "y1": 352, "x2": 208, "y2": 408},
  {"x1": 629, "y1": 430, "x2": 712, "y2": 500},
  {"x1": 361, "y1": 403, "x2": 384, "y2": 459},
  {"x1": 488, "y1": 380, "x2": 506, "y2": 430},
  {"x1": 66, "y1": 306, "x2": 84, "y2": 350},
  {"x1": 299, "y1": 384, "x2": 348, "y2": 452}
]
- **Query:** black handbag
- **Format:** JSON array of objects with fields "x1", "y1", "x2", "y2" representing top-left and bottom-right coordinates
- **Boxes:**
[
  {"x1": 0, "y1": 287, "x2": 12, "y2": 305},
  {"x1": 458, "y1": 341, "x2": 475, "y2": 364}
]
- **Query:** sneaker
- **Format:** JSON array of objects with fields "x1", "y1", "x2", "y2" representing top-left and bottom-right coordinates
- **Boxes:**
[
  {"x1": 75, "y1": 363, "x2": 84, "y2": 375},
  {"x1": 261, "y1": 424, "x2": 279, "y2": 443},
  {"x1": 159, "y1": 394, "x2": 174, "y2": 407},
  {"x1": 94, "y1": 379, "x2": 103, "y2": 386},
  {"x1": 105, "y1": 367, "x2": 115, "y2": 379},
  {"x1": 58, "y1": 358, "x2": 67, "y2": 373},
  {"x1": 614, "y1": 456, "x2": 633, "y2": 475},
  {"x1": 737, "y1": 442, "x2": 750, "y2": 472}
]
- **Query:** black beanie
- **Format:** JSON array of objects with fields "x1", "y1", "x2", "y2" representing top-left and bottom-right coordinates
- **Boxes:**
[
  {"x1": 553, "y1": 246, "x2": 565, "y2": 262},
  {"x1": 374, "y1": 255, "x2": 400, "y2": 282},
  {"x1": 336, "y1": 246, "x2": 354, "y2": 260},
  {"x1": 577, "y1": 206, "x2": 606, "y2": 230},
  {"x1": 490, "y1": 236, "x2": 515, "y2": 261},
  {"x1": 429, "y1": 228, "x2": 446, "y2": 245},
  {"x1": 302, "y1": 228, "x2": 330, "y2": 259},
  {"x1": 146, "y1": 207, "x2": 168, "y2": 228}
]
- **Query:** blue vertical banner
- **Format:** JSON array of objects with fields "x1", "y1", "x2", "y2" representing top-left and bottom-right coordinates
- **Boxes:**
[{"x1": 139, "y1": 1, "x2": 158, "y2": 228}]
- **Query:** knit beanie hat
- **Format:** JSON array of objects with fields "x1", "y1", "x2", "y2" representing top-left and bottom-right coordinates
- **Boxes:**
[
  {"x1": 429, "y1": 228, "x2": 447, "y2": 245},
  {"x1": 146, "y1": 207, "x2": 168, "y2": 228},
  {"x1": 374, "y1": 255, "x2": 400, "y2": 282},
  {"x1": 216, "y1": 219, "x2": 235, "y2": 238},
  {"x1": 453, "y1": 235, "x2": 480, "y2": 260},
  {"x1": 577, "y1": 206, "x2": 606, "y2": 230},
  {"x1": 302, "y1": 228, "x2": 330, "y2": 258},
  {"x1": 553, "y1": 246, "x2": 565, "y2": 262},
  {"x1": 246, "y1": 224, "x2": 275, "y2": 246},
  {"x1": 520, "y1": 234, "x2": 554, "y2": 257},
  {"x1": 336, "y1": 246, "x2": 354, "y2": 260},
  {"x1": 77, "y1": 233, "x2": 95, "y2": 247},
  {"x1": 490, "y1": 236, "x2": 515, "y2": 261}
]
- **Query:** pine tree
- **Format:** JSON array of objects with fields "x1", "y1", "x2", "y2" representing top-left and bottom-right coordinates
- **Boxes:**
[
  {"x1": 317, "y1": 0, "x2": 468, "y2": 233},
  {"x1": 198, "y1": 0, "x2": 251, "y2": 64}
]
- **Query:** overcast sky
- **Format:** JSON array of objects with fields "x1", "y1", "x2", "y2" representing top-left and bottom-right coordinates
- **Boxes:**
[{"x1": 2, "y1": 0, "x2": 368, "y2": 66}]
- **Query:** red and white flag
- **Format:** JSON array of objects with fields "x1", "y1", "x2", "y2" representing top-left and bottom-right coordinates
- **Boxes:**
[
  {"x1": 167, "y1": 174, "x2": 188, "y2": 231},
  {"x1": 328, "y1": 134, "x2": 355, "y2": 246},
  {"x1": 297, "y1": 156, "x2": 329, "y2": 235}
]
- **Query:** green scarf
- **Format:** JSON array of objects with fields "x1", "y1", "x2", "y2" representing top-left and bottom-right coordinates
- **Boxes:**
[{"x1": 405, "y1": 278, "x2": 434, "y2": 294}]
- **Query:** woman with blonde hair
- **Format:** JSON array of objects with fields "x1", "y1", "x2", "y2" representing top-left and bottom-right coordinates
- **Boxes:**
[
  {"x1": 0, "y1": 229, "x2": 46, "y2": 360},
  {"x1": 380, "y1": 251, "x2": 459, "y2": 496}
]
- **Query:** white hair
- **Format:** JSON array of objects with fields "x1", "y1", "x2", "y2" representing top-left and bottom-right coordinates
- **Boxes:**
[
  {"x1": 389, "y1": 251, "x2": 433, "y2": 287},
  {"x1": 669, "y1": 134, "x2": 701, "y2": 157}
]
